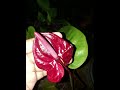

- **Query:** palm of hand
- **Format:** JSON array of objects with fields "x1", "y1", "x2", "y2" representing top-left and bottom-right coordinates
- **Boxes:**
[
  {"x1": 26, "y1": 39, "x2": 47, "y2": 90},
  {"x1": 26, "y1": 32, "x2": 63, "y2": 90}
]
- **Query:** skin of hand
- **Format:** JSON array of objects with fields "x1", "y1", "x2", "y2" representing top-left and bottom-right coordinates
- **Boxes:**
[{"x1": 26, "y1": 32, "x2": 63, "y2": 90}]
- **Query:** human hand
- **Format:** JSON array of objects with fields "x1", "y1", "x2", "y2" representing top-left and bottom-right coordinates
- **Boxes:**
[{"x1": 26, "y1": 32, "x2": 63, "y2": 90}]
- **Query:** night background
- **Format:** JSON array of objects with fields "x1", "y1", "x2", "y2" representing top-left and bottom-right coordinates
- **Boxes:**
[{"x1": 24, "y1": 0, "x2": 95, "y2": 90}]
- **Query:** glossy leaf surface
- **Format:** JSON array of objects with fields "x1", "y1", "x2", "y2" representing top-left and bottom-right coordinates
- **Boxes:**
[{"x1": 59, "y1": 25, "x2": 88, "y2": 69}]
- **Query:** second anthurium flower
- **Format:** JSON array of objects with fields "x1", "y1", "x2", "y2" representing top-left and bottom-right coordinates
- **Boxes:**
[{"x1": 32, "y1": 32, "x2": 74, "y2": 83}]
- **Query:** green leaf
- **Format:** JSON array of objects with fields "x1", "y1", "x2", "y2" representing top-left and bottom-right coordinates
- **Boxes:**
[
  {"x1": 59, "y1": 25, "x2": 88, "y2": 69},
  {"x1": 37, "y1": 0, "x2": 49, "y2": 11},
  {"x1": 48, "y1": 8, "x2": 57, "y2": 18},
  {"x1": 38, "y1": 11, "x2": 46, "y2": 22},
  {"x1": 26, "y1": 26, "x2": 36, "y2": 39},
  {"x1": 38, "y1": 79, "x2": 58, "y2": 90},
  {"x1": 47, "y1": 11, "x2": 51, "y2": 23},
  {"x1": 26, "y1": 30, "x2": 30, "y2": 39},
  {"x1": 47, "y1": 8, "x2": 57, "y2": 23}
]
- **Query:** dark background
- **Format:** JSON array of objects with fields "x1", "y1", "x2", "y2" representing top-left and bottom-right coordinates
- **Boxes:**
[
  {"x1": 9, "y1": 0, "x2": 95, "y2": 90},
  {"x1": 24, "y1": 0, "x2": 95, "y2": 90}
]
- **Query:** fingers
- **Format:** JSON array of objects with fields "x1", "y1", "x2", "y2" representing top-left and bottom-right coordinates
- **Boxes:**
[
  {"x1": 69, "y1": 59, "x2": 73, "y2": 64},
  {"x1": 26, "y1": 55, "x2": 35, "y2": 72},
  {"x1": 26, "y1": 38, "x2": 34, "y2": 54},
  {"x1": 26, "y1": 72, "x2": 37, "y2": 90},
  {"x1": 36, "y1": 71, "x2": 47, "y2": 80},
  {"x1": 27, "y1": 52, "x2": 47, "y2": 80},
  {"x1": 27, "y1": 53, "x2": 47, "y2": 72},
  {"x1": 26, "y1": 32, "x2": 63, "y2": 73},
  {"x1": 26, "y1": 32, "x2": 62, "y2": 54},
  {"x1": 52, "y1": 32, "x2": 62, "y2": 38}
]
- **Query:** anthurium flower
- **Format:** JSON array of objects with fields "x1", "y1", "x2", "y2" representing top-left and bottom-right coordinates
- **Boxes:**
[{"x1": 32, "y1": 32, "x2": 74, "y2": 83}]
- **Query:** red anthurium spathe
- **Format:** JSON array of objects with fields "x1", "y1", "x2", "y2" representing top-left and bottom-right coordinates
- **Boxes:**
[{"x1": 32, "y1": 32, "x2": 74, "y2": 83}]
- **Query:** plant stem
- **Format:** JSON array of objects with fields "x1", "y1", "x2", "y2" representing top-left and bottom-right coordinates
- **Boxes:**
[
  {"x1": 73, "y1": 69, "x2": 86, "y2": 88},
  {"x1": 69, "y1": 71, "x2": 74, "y2": 90}
]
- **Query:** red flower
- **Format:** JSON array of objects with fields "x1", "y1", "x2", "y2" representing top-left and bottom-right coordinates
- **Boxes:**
[{"x1": 32, "y1": 32, "x2": 74, "y2": 83}]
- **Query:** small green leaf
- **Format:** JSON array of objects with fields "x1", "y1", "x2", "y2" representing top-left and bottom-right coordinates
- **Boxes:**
[
  {"x1": 48, "y1": 8, "x2": 57, "y2": 18},
  {"x1": 38, "y1": 11, "x2": 46, "y2": 22},
  {"x1": 59, "y1": 25, "x2": 88, "y2": 69},
  {"x1": 47, "y1": 8, "x2": 57, "y2": 23},
  {"x1": 47, "y1": 11, "x2": 51, "y2": 23},
  {"x1": 26, "y1": 30, "x2": 30, "y2": 39},
  {"x1": 26, "y1": 26, "x2": 36, "y2": 39},
  {"x1": 37, "y1": 0, "x2": 49, "y2": 11}
]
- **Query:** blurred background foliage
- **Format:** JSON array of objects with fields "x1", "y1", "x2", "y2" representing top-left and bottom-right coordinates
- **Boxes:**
[{"x1": 25, "y1": 0, "x2": 95, "y2": 90}]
